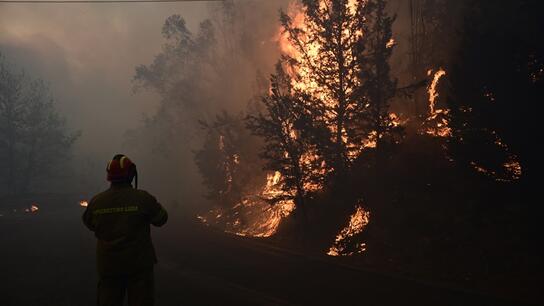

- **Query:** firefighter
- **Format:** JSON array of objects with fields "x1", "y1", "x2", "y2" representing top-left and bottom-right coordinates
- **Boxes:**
[{"x1": 82, "y1": 154, "x2": 168, "y2": 306}]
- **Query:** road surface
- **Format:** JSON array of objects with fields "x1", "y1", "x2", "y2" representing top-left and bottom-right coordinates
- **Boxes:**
[{"x1": 0, "y1": 197, "x2": 528, "y2": 306}]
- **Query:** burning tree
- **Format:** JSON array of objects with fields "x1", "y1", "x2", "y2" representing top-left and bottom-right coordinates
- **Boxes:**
[
  {"x1": 279, "y1": 0, "x2": 371, "y2": 173},
  {"x1": 195, "y1": 108, "x2": 296, "y2": 237},
  {"x1": 247, "y1": 63, "x2": 327, "y2": 219},
  {"x1": 277, "y1": 0, "x2": 404, "y2": 172},
  {"x1": 244, "y1": 0, "x2": 403, "y2": 241}
]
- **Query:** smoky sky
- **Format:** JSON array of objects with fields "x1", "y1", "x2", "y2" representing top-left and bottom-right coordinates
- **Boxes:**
[
  {"x1": 0, "y1": 0, "x2": 423, "y2": 200},
  {"x1": 0, "y1": 2, "x2": 210, "y2": 160}
]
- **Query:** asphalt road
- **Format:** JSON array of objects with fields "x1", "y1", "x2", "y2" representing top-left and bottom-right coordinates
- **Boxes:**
[{"x1": 0, "y1": 199, "x2": 528, "y2": 306}]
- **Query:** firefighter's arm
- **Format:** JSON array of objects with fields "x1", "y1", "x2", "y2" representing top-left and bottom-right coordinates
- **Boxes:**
[
  {"x1": 82, "y1": 202, "x2": 96, "y2": 231},
  {"x1": 145, "y1": 193, "x2": 168, "y2": 227}
]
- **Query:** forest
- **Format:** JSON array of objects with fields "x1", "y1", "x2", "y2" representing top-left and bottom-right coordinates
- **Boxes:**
[
  {"x1": 1, "y1": 0, "x2": 542, "y2": 304},
  {"x1": 129, "y1": 0, "x2": 542, "y2": 300}
]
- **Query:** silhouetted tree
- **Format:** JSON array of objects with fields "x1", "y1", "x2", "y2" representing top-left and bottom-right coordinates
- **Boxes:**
[
  {"x1": 358, "y1": 0, "x2": 403, "y2": 155},
  {"x1": 0, "y1": 56, "x2": 24, "y2": 193},
  {"x1": 134, "y1": 15, "x2": 216, "y2": 124},
  {"x1": 0, "y1": 54, "x2": 79, "y2": 194},
  {"x1": 195, "y1": 111, "x2": 262, "y2": 207}
]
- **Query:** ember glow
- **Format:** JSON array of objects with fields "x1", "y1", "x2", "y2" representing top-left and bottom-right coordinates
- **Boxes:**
[
  {"x1": 423, "y1": 69, "x2": 522, "y2": 180},
  {"x1": 328, "y1": 204, "x2": 370, "y2": 256},
  {"x1": 503, "y1": 160, "x2": 522, "y2": 180},
  {"x1": 80, "y1": 200, "x2": 89, "y2": 207},
  {"x1": 386, "y1": 38, "x2": 396, "y2": 48},
  {"x1": 492, "y1": 132, "x2": 523, "y2": 181},
  {"x1": 25, "y1": 204, "x2": 39, "y2": 213},
  {"x1": 470, "y1": 132, "x2": 523, "y2": 182}
]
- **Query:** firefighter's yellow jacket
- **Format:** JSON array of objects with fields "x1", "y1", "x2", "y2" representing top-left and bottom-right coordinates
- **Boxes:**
[{"x1": 82, "y1": 184, "x2": 168, "y2": 276}]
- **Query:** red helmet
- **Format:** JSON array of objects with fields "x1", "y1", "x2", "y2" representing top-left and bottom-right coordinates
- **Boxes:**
[{"x1": 107, "y1": 154, "x2": 138, "y2": 187}]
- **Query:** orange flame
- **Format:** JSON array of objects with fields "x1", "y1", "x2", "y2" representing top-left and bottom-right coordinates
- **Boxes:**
[
  {"x1": 424, "y1": 69, "x2": 451, "y2": 137},
  {"x1": 277, "y1": 1, "x2": 405, "y2": 162},
  {"x1": 228, "y1": 171, "x2": 296, "y2": 237},
  {"x1": 386, "y1": 38, "x2": 396, "y2": 48},
  {"x1": 199, "y1": 171, "x2": 296, "y2": 238},
  {"x1": 328, "y1": 204, "x2": 370, "y2": 256},
  {"x1": 427, "y1": 68, "x2": 446, "y2": 114}
]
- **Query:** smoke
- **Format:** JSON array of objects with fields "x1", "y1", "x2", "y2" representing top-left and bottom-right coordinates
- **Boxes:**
[
  {"x1": 0, "y1": 0, "x2": 299, "y2": 214},
  {"x1": 386, "y1": 0, "x2": 464, "y2": 116},
  {"x1": 0, "y1": 0, "x2": 461, "y2": 210},
  {"x1": 0, "y1": 3, "x2": 210, "y2": 194},
  {"x1": 119, "y1": 1, "x2": 293, "y2": 211}
]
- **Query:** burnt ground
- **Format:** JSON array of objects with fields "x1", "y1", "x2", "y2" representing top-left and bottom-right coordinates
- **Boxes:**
[{"x1": 0, "y1": 195, "x2": 536, "y2": 306}]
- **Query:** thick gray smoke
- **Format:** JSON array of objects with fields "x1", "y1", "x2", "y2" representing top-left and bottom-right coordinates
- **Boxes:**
[
  {"x1": 124, "y1": 1, "x2": 290, "y2": 212},
  {"x1": 0, "y1": 0, "x2": 452, "y2": 213},
  {"x1": 0, "y1": 2, "x2": 212, "y2": 196},
  {"x1": 0, "y1": 1, "x2": 292, "y2": 210}
]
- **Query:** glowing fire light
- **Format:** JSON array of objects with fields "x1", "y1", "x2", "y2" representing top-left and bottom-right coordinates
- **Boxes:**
[
  {"x1": 424, "y1": 70, "x2": 522, "y2": 181},
  {"x1": 493, "y1": 132, "x2": 523, "y2": 181},
  {"x1": 80, "y1": 200, "x2": 89, "y2": 207},
  {"x1": 25, "y1": 204, "x2": 39, "y2": 213},
  {"x1": 424, "y1": 68, "x2": 451, "y2": 137},
  {"x1": 277, "y1": 1, "x2": 404, "y2": 162},
  {"x1": 503, "y1": 160, "x2": 522, "y2": 180},
  {"x1": 227, "y1": 171, "x2": 296, "y2": 237},
  {"x1": 198, "y1": 171, "x2": 296, "y2": 238},
  {"x1": 328, "y1": 204, "x2": 370, "y2": 256},
  {"x1": 428, "y1": 68, "x2": 446, "y2": 114},
  {"x1": 468, "y1": 129, "x2": 522, "y2": 181},
  {"x1": 386, "y1": 38, "x2": 396, "y2": 48}
]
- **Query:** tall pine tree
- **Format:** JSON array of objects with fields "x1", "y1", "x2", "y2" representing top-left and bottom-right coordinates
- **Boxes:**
[
  {"x1": 358, "y1": 0, "x2": 402, "y2": 154},
  {"x1": 280, "y1": 0, "x2": 370, "y2": 173}
]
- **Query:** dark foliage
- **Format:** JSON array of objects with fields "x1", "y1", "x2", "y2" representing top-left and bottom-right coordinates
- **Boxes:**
[
  {"x1": 0, "y1": 54, "x2": 79, "y2": 194},
  {"x1": 247, "y1": 63, "x2": 326, "y2": 215},
  {"x1": 358, "y1": 0, "x2": 404, "y2": 152},
  {"x1": 194, "y1": 111, "x2": 263, "y2": 207},
  {"x1": 446, "y1": 0, "x2": 542, "y2": 189}
]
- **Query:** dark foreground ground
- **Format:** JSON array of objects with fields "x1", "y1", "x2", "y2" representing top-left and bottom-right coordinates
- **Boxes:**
[{"x1": 0, "y1": 195, "x2": 536, "y2": 306}]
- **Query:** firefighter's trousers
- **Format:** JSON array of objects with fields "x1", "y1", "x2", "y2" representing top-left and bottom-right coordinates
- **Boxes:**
[{"x1": 97, "y1": 268, "x2": 154, "y2": 306}]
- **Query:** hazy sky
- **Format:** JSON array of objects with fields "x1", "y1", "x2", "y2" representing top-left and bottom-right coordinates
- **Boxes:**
[
  {"x1": 0, "y1": 0, "x2": 411, "y2": 195},
  {"x1": 0, "y1": 2, "x2": 211, "y2": 159}
]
